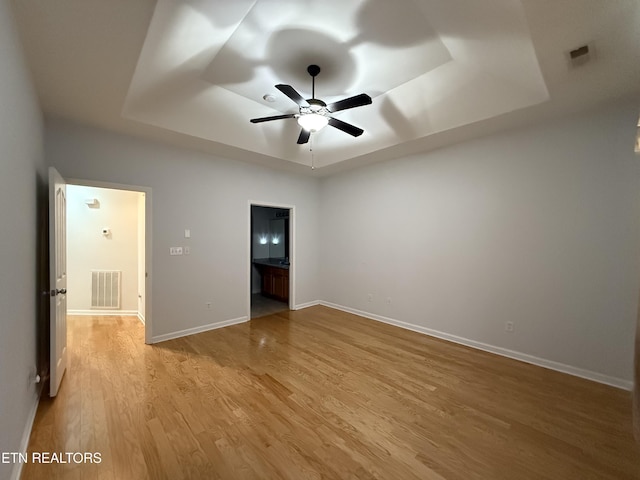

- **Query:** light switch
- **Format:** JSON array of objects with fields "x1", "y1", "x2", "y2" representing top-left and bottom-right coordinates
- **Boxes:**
[{"x1": 185, "y1": 229, "x2": 191, "y2": 238}]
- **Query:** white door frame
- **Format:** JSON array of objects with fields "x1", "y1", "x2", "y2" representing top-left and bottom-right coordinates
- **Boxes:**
[
  {"x1": 248, "y1": 201, "x2": 296, "y2": 319},
  {"x1": 67, "y1": 178, "x2": 153, "y2": 344}
]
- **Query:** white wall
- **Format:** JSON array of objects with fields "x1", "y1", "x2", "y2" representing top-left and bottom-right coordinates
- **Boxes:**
[
  {"x1": 45, "y1": 120, "x2": 320, "y2": 340},
  {"x1": 66, "y1": 185, "x2": 141, "y2": 313},
  {"x1": 0, "y1": 1, "x2": 45, "y2": 479},
  {"x1": 319, "y1": 100, "x2": 640, "y2": 386}
]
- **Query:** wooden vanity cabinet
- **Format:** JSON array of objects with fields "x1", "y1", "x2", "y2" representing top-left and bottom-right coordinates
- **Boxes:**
[{"x1": 259, "y1": 265, "x2": 289, "y2": 302}]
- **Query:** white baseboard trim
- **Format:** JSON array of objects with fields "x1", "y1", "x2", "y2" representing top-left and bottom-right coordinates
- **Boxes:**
[
  {"x1": 320, "y1": 301, "x2": 633, "y2": 391},
  {"x1": 137, "y1": 312, "x2": 145, "y2": 325},
  {"x1": 151, "y1": 316, "x2": 249, "y2": 344},
  {"x1": 293, "y1": 300, "x2": 321, "y2": 310},
  {"x1": 67, "y1": 309, "x2": 139, "y2": 316},
  {"x1": 11, "y1": 391, "x2": 39, "y2": 480}
]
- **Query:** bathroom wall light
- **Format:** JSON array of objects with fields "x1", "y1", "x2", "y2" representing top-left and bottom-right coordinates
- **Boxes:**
[
  {"x1": 271, "y1": 236, "x2": 280, "y2": 245},
  {"x1": 259, "y1": 236, "x2": 268, "y2": 245}
]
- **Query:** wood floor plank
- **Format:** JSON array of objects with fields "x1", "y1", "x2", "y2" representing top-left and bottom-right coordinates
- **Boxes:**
[{"x1": 21, "y1": 307, "x2": 640, "y2": 479}]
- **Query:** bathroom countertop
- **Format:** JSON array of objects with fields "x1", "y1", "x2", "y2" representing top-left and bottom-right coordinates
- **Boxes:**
[{"x1": 253, "y1": 258, "x2": 290, "y2": 270}]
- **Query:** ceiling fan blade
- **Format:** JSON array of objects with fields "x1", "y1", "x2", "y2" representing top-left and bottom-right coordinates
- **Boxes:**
[
  {"x1": 297, "y1": 129, "x2": 311, "y2": 145},
  {"x1": 326, "y1": 93, "x2": 372, "y2": 113},
  {"x1": 328, "y1": 117, "x2": 364, "y2": 137},
  {"x1": 276, "y1": 84, "x2": 309, "y2": 107},
  {"x1": 250, "y1": 114, "x2": 296, "y2": 124}
]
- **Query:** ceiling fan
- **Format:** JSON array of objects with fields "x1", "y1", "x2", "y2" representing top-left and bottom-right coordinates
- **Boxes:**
[{"x1": 250, "y1": 64, "x2": 372, "y2": 145}]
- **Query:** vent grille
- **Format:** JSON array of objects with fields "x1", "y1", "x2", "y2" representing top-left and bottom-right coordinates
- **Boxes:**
[{"x1": 91, "y1": 270, "x2": 121, "y2": 309}]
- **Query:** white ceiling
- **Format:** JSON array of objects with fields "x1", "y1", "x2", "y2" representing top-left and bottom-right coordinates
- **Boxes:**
[{"x1": 10, "y1": 0, "x2": 640, "y2": 175}]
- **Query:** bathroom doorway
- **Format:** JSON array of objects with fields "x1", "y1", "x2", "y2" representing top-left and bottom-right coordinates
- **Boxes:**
[{"x1": 249, "y1": 204, "x2": 293, "y2": 319}]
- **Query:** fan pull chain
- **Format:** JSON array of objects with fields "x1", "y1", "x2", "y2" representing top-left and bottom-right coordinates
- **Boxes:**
[{"x1": 309, "y1": 134, "x2": 315, "y2": 170}]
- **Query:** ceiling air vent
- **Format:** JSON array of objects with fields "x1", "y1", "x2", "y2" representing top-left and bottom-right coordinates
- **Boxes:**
[{"x1": 568, "y1": 44, "x2": 592, "y2": 67}]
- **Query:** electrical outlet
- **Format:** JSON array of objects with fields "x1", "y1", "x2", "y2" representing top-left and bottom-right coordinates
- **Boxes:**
[
  {"x1": 505, "y1": 321, "x2": 514, "y2": 332},
  {"x1": 169, "y1": 247, "x2": 183, "y2": 256}
]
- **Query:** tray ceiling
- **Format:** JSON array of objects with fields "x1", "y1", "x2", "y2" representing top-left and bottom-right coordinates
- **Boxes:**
[
  {"x1": 122, "y1": 0, "x2": 548, "y2": 169},
  {"x1": 11, "y1": 0, "x2": 640, "y2": 174}
]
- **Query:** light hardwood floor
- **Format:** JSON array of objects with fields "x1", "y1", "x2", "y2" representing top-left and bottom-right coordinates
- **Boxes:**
[{"x1": 22, "y1": 307, "x2": 640, "y2": 479}]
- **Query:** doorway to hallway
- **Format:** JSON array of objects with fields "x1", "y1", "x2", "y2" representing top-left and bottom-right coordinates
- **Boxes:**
[{"x1": 66, "y1": 183, "x2": 149, "y2": 336}]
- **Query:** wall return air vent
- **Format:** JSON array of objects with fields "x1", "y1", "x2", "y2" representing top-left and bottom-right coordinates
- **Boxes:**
[{"x1": 91, "y1": 270, "x2": 121, "y2": 309}]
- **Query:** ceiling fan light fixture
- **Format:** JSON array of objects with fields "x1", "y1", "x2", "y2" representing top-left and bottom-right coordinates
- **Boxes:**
[
  {"x1": 250, "y1": 64, "x2": 371, "y2": 142},
  {"x1": 297, "y1": 113, "x2": 329, "y2": 132}
]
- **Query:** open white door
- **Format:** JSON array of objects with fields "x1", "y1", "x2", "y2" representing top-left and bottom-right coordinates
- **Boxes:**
[{"x1": 49, "y1": 167, "x2": 67, "y2": 397}]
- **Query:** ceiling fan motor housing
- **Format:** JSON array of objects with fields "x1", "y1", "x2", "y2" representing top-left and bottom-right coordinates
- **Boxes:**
[
  {"x1": 250, "y1": 63, "x2": 372, "y2": 143},
  {"x1": 304, "y1": 98, "x2": 328, "y2": 114}
]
